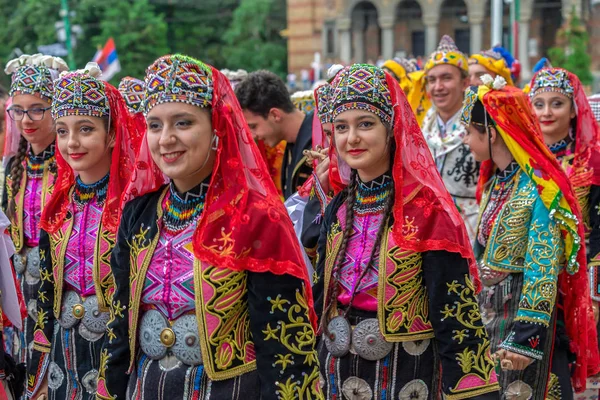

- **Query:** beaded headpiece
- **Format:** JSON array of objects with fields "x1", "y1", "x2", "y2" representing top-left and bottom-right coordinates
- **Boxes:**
[
  {"x1": 118, "y1": 76, "x2": 145, "y2": 113},
  {"x1": 290, "y1": 90, "x2": 315, "y2": 113},
  {"x1": 424, "y1": 35, "x2": 468, "y2": 73},
  {"x1": 529, "y1": 68, "x2": 574, "y2": 99},
  {"x1": 330, "y1": 64, "x2": 393, "y2": 125},
  {"x1": 5, "y1": 54, "x2": 69, "y2": 100},
  {"x1": 144, "y1": 54, "x2": 213, "y2": 114},
  {"x1": 460, "y1": 86, "x2": 479, "y2": 126},
  {"x1": 52, "y1": 63, "x2": 109, "y2": 119},
  {"x1": 315, "y1": 84, "x2": 333, "y2": 124},
  {"x1": 468, "y1": 49, "x2": 514, "y2": 86}
]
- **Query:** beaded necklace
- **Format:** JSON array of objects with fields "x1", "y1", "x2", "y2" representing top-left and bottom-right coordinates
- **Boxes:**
[
  {"x1": 162, "y1": 178, "x2": 209, "y2": 234},
  {"x1": 26, "y1": 143, "x2": 55, "y2": 178},
  {"x1": 548, "y1": 137, "x2": 574, "y2": 161},
  {"x1": 354, "y1": 173, "x2": 392, "y2": 216},
  {"x1": 73, "y1": 173, "x2": 109, "y2": 209}
]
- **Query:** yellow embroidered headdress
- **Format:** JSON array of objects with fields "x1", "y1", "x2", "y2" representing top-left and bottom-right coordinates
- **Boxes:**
[
  {"x1": 382, "y1": 57, "x2": 417, "y2": 95},
  {"x1": 424, "y1": 35, "x2": 468, "y2": 74},
  {"x1": 468, "y1": 49, "x2": 514, "y2": 86}
]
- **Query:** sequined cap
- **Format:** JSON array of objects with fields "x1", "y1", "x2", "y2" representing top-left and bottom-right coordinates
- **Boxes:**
[
  {"x1": 529, "y1": 68, "x2": 574, "y2": 99},
  {"x1": 5, "y1": 54, "x2": 69, "y2": 100},
  {"x1": 460, "y1": 86, "x2": 479, "y2": 126},
  {"x1": 424, "y1": 35, "x2": 468, "y2": 73},
  {"x1": 330, "y1": 64, "x2": 393, "y2": 125},
  {"x1": 290, "y1": 90, "x2": 315, "y2": 113},
  {"x1": 144, "y1": 54, "x2": 213, "y2": 114},
  {"x1": 52, "y1": 63, "x2": 109, "y2": 119},
  {"x1": 118, "y1": 76, "x2": 145, "y2": 113},
  {"x1": 315, "y1": 84, "x2": 333, "y2": 124}
]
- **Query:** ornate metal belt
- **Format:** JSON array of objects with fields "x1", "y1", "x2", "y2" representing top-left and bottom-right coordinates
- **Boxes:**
[
  {"x1": 13, "y1": 245, "x2": 41, "y2": 282},
  {"x1": 139, "y1": 309, "x2": 203, "y2": 366},
  {"x1": 57, "y1": 291, "x2": 110, "y2": 337},
  {"x1": 324, "y1": 317, "x2": 393, "y2": 361}
]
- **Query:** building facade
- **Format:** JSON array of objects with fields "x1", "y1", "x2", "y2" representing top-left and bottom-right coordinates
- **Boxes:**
[{"x1": 287, "y1": 0, "x2": 596, "y2": 82}]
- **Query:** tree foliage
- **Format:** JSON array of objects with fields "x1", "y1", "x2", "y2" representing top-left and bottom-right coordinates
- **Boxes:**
[
  {"x1": 0, "y1": 0, "x2": 288, "y2": 87},
  {"x1": 548, "y1": 8, "x2": 593, "y2": 86}
]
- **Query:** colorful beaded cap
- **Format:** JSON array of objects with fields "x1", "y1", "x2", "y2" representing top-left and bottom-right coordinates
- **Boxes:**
[
  {"x1": 52, "y1": 64, "x2": 109, "y2": 119},
  {"x1": 460, "y1": 86, "x2": 479, "y2": 126},
  {"x1": 330, "y1": 64, "x2": 393, "y2": 125},
  {"x1": 424, "y1": 35, "x2": 468, "y2": 73},
  {"x1": 118, "y1": 76, "x2": 145, "y2": 113},
  {"x1": 291, "y1": 90, "x2": 315, "y2": 113},
  {"x1": 315, "y1": 84, "x2": 333, "y2": 124},
  {"x1": 144, "y1": 54, "x2": 213, "y2": 115},
  {"x1": 5, "y1": 54, "x2": 69, "y2": 100},
  {"x1": 468, "y1": 49, "x2": 514, "y2": 86},
  {"x1": 530, "y1": 68, "x2": 574, "y2": 99}
]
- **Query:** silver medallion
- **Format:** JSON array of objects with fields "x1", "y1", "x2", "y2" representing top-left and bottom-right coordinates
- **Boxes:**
[
  {"x1": 24, "y1": 269, "x2": 40, "y2": 285},
  {"x1": 399, "y1": 379, "x2": 429, "y2": 400},
  {"x1": 58, "y1": 291, "x2": 80, "y2": 329},
  {"x1": 13, "y1": 253, "x2": 25, "y2": 274},
  {"x1": 323, "y1": 316, "x2": 351, "y2": 357},
  {"x1": 505, "y1": 380, "x2": 533, "y2": 400},
  {"x1": 82, "y1": 296, "x2": 110, "y2": 333},
  {"x1": 27, "y1": 299, "x2": 38, "y2": 322},
  {"x1": 139, "y1": 309, "x2": 168, "y2": 360},
  {"x1": 26, "y1": 246, "x2": 41, "y2": 278},
  {"x1": 82, "y1": 369, "x2": 99, "y2": 394},
  {"x1": 402, "y1": 339, "x2": 430, "y2": 357},
  {"x1": 78, "y1": 323, "x2": 104, "y2": 342},
  {"x1": 352, "y1": 318, "x2": 392, "y2": 361},
  {"x1": 48, "y1": 361, "x2": 65, "y2": 390},
  {"x1": 171, "y1": 314, "x2": 203, "y2": 366},
  {"x1": 341, "y1": 376, "x2": 373, "y2": 400},
  {"x1": 158, "y1": 353, "x2": 183, "y2": 372}
]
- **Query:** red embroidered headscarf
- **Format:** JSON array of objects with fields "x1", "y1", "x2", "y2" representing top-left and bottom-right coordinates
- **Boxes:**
[
  {"x1": 329, "y1": 64, "x2": 480, "y2": 291},
  {"x1": 40, "y1": 64, "x2": 143, "y2": 236},
  {"x1": 530, "y1": 68, "x2": 600, "y2": 187},
  {"x1": 463, "y1": 82, "x2": 600, "y2": 390},
  {"x1": 125, "y1": 55, "x2": 317, "y2": 328}
]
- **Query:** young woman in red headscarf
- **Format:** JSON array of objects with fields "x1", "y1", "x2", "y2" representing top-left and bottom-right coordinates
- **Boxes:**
[
  {"x1": 26, "y1": 63, "x2": 142, "y2": 400},
  {"x1": 95, "y1": 55, "x2": 321, "y2": 400},
  {"x1": 529, "y1": 68, "x2": 600, "y2": 321},
  {"x1": 462, "y1": 76, "x2": 600, "y2": 398},
  {"x1": 313, "y1": 64, "x2": 499, "y2": 399}
]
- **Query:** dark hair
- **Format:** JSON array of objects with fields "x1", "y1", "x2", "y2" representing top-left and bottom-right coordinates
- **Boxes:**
[{"x1": 234, "y1": 70, "x2": 295, "y2": 118}]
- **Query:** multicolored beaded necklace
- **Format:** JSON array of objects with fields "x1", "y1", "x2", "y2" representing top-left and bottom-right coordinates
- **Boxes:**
[
  {"x1": 477, "y1": 161, "x2": 520, "y2": 247},
  {"x1": 162, "y1": 178, "x2": 209, "y2": 234},
  {"x1": 354, "y1": 173, "x2": 392, "y2": 216},
  {"x1": 548, "y1": 137, "x2": 574, "y2": 160},
  {"x1": 26, "y1": 143, "x2": 55, "y2": 178},
  {"x1": 73, "y1": 173, "x2": 109, "y2": 209}
]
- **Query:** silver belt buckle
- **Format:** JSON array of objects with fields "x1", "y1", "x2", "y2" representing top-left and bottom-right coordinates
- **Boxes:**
[
  {"x1": 13, "y1": 252, "x2": 25, "y2": 274},
  {"x1": 139, "y1": 309, "x2": 169, "y2": 360},
  {"x1": 58, "y1": 291, "x2": 81, "y2": 329},
  {"x1": 81, "y1": 296, "x2": 110, "y2": 333},
  {"x1": 171, "y1": 314, "x2": 203, "y2": 366},
  {"x1": 323, "y1": 316, "x2": 351, "y2": 357},
  {"x1": 26, "y1": 246, "x2": 41, "y2": 278},
  {"x1": 352, "y1": 318, "x2": 393, "y2": 361}
]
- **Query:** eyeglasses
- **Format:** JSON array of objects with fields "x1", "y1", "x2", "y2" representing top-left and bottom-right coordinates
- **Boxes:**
[{"x1": 7, "y1": 106, "x2": 52, "y2": 121}]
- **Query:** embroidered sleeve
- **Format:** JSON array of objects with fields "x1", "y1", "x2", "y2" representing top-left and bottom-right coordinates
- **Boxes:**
[
  {"x1": 499, "y1": 197, "x2": 563, "y2": 360},
  {"x1": 26, "y1": 230, "x2": 54, "y2": 398},
  {"x1": 423, "y1": 251, "x2": 500, "y2": 400},
  {"x1": 588, "y1": 185, "x2": 600, "y2": 301},
  {"x1": 301, "y1": 193, "x2": 326, "y2": 265},
  {"x1": 247, "y1": 272, "x2": 323, "y2": 400},
  {"x1": 96, "y1": 203, "x2": 133, "y2": 400}
]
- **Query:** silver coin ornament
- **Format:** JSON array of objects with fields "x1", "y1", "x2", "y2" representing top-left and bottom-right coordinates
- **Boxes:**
[
  {"x1": 48, "y1": 361, "x2": 65, "y2": 390},
  {"x1": 26, "y1": 246, "x2": 41, "y2": 278},
  {"x1": 171, "y1": 314, "x2": 203, "y2": 366},
  {"x1": 341, "y1": 376, "x2": 373, "y2": 400},
  {"x1": 82, "y1": 296, "x2": 110, "y2": 333},
  {"x1": 398, "y1": 379, "x2": 429, "y2": 400},
  {"x1": 78, "y1": 323, "x2": 105, "y2": 342},
  {"x1": 139, "y1": 309, "x2": 169, "y2": 360},
  {"x1": 323, "y1": 316, "x2": 351, "y2": 357},
  {"x1": 58, "y1": 291, "x2": 80, "y2": 329},
  {"x1": 352, "y1": 318, "x2": 393, "y2": 361},
  {"x1": 27, "y1": 299, "x2": 38, "y2": 322},
  {"x1": 82, "y1": 369, "x2": 99, "y2": 394},
  {"x1": 13, "y1": 253, "x2": 25, "y2": 274}
]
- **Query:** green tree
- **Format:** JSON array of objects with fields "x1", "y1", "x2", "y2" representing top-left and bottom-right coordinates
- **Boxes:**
[
  {"x1": 222, "y1": 0, "x2": 287, "y2": 76},
  {"x1": 76, "y1": 0, "x2": 169, "y2": 83},
  {"x1": 548, "y1": 9, "x2": 593, "y2": 86}
]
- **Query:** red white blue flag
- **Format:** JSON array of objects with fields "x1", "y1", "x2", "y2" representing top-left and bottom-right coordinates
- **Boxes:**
[{"x1": 92, "y1": 37, "x2": 121, "y2": 81}]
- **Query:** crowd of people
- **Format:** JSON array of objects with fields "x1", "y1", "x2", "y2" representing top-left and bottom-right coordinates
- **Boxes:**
[{"x1": 0, "y1": 34, "x2": 598, "y2": 400}]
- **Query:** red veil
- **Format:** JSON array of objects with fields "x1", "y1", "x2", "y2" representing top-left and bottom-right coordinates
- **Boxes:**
[
  {"x1": 40, "y1": 81, "x2": 143, "y2": 236},
  {"x1": 328, "y1": 65, "x2": 479, "y2": 291},
  {"x1": 125, "y1": 59, "x2": 317, "y2": 328}
]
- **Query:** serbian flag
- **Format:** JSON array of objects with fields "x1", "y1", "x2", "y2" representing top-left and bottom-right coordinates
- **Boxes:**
[{"x1": 92, "y1": 37, "x2": 121, "y2": 81}]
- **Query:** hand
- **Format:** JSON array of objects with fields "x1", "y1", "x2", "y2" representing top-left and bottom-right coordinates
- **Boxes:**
[
  {"x1": 593, "y1": 300, "x2": 599, "y2": 323},
  {"x1": 495, "y1": 349, "x2": 533, "y2": 371},
  {"x1": 315, "y1": 156, "x2": 331, "y2": 194},
  {"x1": 35, "y1": 376, "x2": 49, "y2": 400}
]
